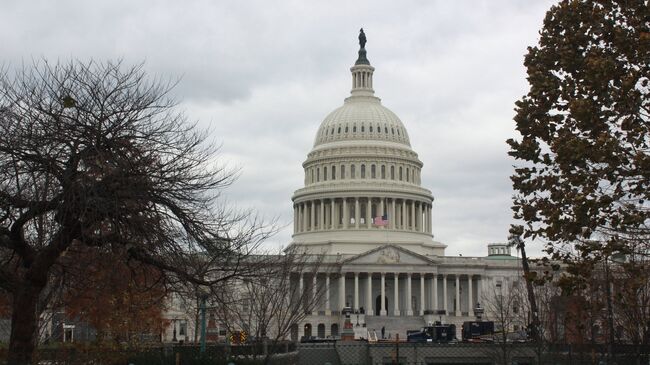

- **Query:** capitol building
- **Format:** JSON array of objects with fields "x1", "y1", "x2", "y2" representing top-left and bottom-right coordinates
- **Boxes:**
[
  {"x1": 285, "y1": 31, "x2": 523, "y2": 340},
  {"x1": 162, "y1": 31, "x2": 524, "y2": 342}
]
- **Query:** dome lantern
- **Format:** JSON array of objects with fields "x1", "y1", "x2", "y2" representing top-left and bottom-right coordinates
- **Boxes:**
[{"x1": 350, "y1": 28, "x2": 375, "y2": 98}]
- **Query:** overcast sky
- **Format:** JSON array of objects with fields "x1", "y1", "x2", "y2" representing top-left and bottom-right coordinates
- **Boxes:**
[{"x1": 2, "y1": 0, "x2": 558, "y2": 257}]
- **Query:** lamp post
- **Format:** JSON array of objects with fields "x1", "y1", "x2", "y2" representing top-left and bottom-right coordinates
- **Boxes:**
[{"x1": 196, "y1": 287, "x2": 209, "y2": 354}]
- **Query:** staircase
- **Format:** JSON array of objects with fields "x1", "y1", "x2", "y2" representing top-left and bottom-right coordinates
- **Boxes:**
[{"x1": 364, "y1": 315, "x2": 425, "y2": 340}]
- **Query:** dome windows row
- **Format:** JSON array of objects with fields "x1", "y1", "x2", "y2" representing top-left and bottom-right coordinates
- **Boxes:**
[
  {"x1": 305, "y1": 162, "x2": 420, "y2": 185},
  {"x1": 319, "y1": 122, "x2": 408, "y2": 143}
]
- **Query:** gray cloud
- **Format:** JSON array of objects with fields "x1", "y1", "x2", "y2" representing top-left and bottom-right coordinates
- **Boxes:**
[{"x1": 2, "y1": 0, "x2": 555, "y2": 256}]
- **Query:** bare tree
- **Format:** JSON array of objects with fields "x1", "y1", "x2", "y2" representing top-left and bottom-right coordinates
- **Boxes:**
[
  {"x1": 482, "y1": 279, "x2": 528, "y2": 365},
  {"x1": 215, "y1": 248, "x2": 327, "y2": 365},
  {"x1": 0, "y1": 60, "x2": 274, "y2": 364}
]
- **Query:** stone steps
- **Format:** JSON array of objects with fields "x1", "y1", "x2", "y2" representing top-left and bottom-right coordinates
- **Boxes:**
[{"x1": 364, "y1": 315, "x2": 425, "y2": 340}]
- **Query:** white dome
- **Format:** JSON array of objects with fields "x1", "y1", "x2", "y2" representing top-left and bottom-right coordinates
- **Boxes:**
[{"x1": 314, "y1": 96, "x2": 411, "y2": 147}]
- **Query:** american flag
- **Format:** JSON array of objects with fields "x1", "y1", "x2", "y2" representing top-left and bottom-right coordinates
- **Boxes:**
[{"x1": 373, "y1": 214, "x2": 388, "y2": 226}]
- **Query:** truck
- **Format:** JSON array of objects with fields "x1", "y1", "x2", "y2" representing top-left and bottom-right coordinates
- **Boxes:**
[
  {"x1": 461, "y1": 321, "x2": 494, "y2": 342},
  {"x1": 407, "y1": 322, "x2": 456, "y2": 343}
]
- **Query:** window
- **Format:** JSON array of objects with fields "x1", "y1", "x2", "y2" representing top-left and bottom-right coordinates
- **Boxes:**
[
  {"x1": 381, "y1": 165, "x2": 386, "y2": 179},
  {"x1": 361, "y1": 164, "x2": 366, "y2": 178},
  {"x1": 391, "y1": 128, "x2": 395, "y2": 134},
  {"x1": 369, "y1": 125, "x2": 373, "y2": 132},
  {"x1": 385, "y1": 127, "x2": 388, "y2": 133},
  {"x1": 337, "y1": 127, "x2": 341, "y2": 134},
  {"x1": 353, "y1": 125, "x2": 357, "y2": 132},
  {"x1": 351, "y1": 164, "x2": 356, "y2": 178},
  {"x1": 361, "y1": 125, "x2": 365, "y2": 132},
  {"x1": 341, "y1": 165, "x2": 345, "y2": 179},
  {"x1": 331, "y1": 128, "x2": 334, "y2": 135},
  {"x1": 371, "y1": 164, "x2": 376, "y2": 178},
  {"x1": 397, "y1": 129, "x2": 400, "y2": 135},
  {"x1": 332, "y1": 166, "x2": 336, "y2": 180},
  {"x1": 406, "y1": 168, "x2": 410, "y2": 182},
  {"x1": 323, "y1": 167, "x2": 328, "y2": 181},
  {"x1": 179, "y1": 321, "x2": 187, "y2": 336},
  {"x1": 317, "y1": 168, "x2": 320, "y2": 182},
  {"x1": 311, "y1": 169, "x2": 314, "y2": 183},
  {"x1": 390, "y1": 166, "x2": 395, "y2": 180},
  {"x1": 345, "y1": 126, "x2": 348, "y2": 133},
  {"x1": 399, "y1": 167, "x2": 403, "y2": 180}
]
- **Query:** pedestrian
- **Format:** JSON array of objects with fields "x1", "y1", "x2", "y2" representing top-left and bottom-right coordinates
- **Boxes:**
[{"x1": 381, "y1": 326, "x2": 385, "y2": 339}]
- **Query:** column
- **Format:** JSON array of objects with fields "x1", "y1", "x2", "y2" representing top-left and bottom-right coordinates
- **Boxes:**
[
  {"x1": 443, "y1": 274, "x2": 448, "y2": 314},
  {"x1": 343, "y1": 198, "x2": 349, "y2": 229},
  {"x1": 367, "y1": 273, "x2": 374, "y2": 315},
  {"x1": 325, "y1": 274, "x2": 331, "y2": 315},
  {"x1": 433, "y1": 274, "x2": 438, "y2": 310},
  {"x1": 312, "y1": 274, "x2": 318, "y2": 315},
  {"x1": 402, "y1": 200, "x2": 407, "y2": 230},
  {"x1": 468, "y1": 275, "x2": 474, "y2": 317},
  {"x1": 476, "y1": 275, "x2": 482, "y2": 306},
  {"x1": 310, "y1": 201, "x2": 315, "y2": 231},
  {"x1": 299, "y1": 273, "x2": 304, "y2": 311},
  {"x1": 320, "y1": 199, "x2": 325, "y2": 230},
  {"x1": 324, "y1": 200, "x2": 330, "y2": 229},
  {"x1": 380, "y1": 273, "x2": 386, "y2": 316},
  {"x1": 394, "y1": 273, "x2": 400, "y2": 316},
  {"x1": 455, "y1": 275, "x2": 461, "y2": 316},
  {"x1": 354, "y1": 272, "x2": 359, "y2": 311},
  {"x1": 294, "y1": 205, "x2": 297, "y2": 233},
  {"x1": 420, "y1": 274, "x2": 425, "y2": 316},
  {"x1": 303, "y1": 202, "x2": 309, "y2": 232},
  {"x1": 391, "y1": 199, "x2": 396, "y2": 229},
  {"x1": 339, "y1": 273, "x2": 346, "y2": 310},
  {"x1": 332, "y1": 199, "x2": 338, "y2": 229},
  {"x1": 366, "y1": 198, "x2": 372, "y2": 229},
  {"x1": 417, "y1": 201, "x2": 422, "y2": 232},
  {"x1": 379, "y1": 198, "x2": 384, "y2": 229},
  {"x1": 297, "y1": 204, "x2": 302, "y2": 232},
  {"x1": 406, "y1": 273, "x2": 412, "y2": 316},
  {"x1": 355, "y1": 198, "x2": 360, "y2": 229},
  {"x1": 410, "y1": 201, "x2": 416, "y2": 230}
]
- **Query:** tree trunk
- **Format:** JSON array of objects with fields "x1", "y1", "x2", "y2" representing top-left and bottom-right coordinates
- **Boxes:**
[{"x1": 7, "y1": 282, "x2": 44, "y2": 365}]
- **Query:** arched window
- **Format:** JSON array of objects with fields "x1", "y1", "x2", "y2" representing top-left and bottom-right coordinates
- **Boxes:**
[
  {"x1": 391, "y1": 128, "x2": 395, "y2": 134},
  {"x1": 324, "y1": 167, "x2": 328, "y2": 181},
  {"x1": 381, "y1": 165, "x2": 386, "y2": 179},
  {"x1": 369, "y1": 125, "x2": 373, "y2": 132},
  {"x1": 361, "y1": 125, "x2": 365, "y2": 132},
  {"x1": 406, "y1": 168, "x2": 410, "y2": 182},
  {"x1": 371, "y1": 164, "x2": 376, "y2": 179},
  {"x1": 332, "y1": 166, "x2": 336, "y2": 180},
  {"x1": 390, "y1": 166, "x2": 395, "y2": 180},
  {"x1": 337, "y1": 127, "x2": 341, "y2": 134},
  {"x1": 361, "y1": 164, "x2": 366, "y2": 178},
  {"x1": 317, "y1": 168, "x2": 320, "y2": 182},
  {"x1": 311, "y1": 169, "x2": 314, "y2": 183},
  {"x1": 397, "y1": 129, "x2": 400, "y2": 136},
  {"x1": 345, "y1": 126, "x2": 348, "y2": 133},
  {"x1": 353, "y1": 125, "x2": 357, "y2": 133},
  {"x1": 385, "y1": 127, "x2": 388, "y2": 133},
  {"x1": 340, "y1": 165, "x2": 345, "y2": 179},
  {"x1": 351, "y1": 164, "x2": 356, "y2": 178},
  {"x1": 399, "y1": 167, "x2": 403, "y2": 181}
]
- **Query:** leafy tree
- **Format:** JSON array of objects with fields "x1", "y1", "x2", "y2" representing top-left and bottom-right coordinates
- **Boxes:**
[
  {"x1": 0, "y1": 60, "x2": 273, "y2": 364},
  {"x1": 508, "y1": 0, "x2": 649, "y2": 360}
]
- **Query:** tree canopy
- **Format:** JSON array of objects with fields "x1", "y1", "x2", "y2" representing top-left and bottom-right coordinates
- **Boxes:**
[
  {"x1": 0, "y1": 60, "x2": 273, "y2": 364},
  {"x1": 508, "y1": 0, "x2": 649, "y2": 258}
]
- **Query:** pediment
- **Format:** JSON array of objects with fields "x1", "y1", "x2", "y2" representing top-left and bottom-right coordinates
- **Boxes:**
[{"x1": 343, "y1": 244, "x2": 434, "y2": 266}]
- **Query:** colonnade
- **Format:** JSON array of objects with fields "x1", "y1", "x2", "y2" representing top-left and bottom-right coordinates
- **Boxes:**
[
  {"x1": 296, "y1": 271, "x2": 482, "y2": 317},
  {"x1": 293, "y1": 197, "x2": 432, "y2": 234}
]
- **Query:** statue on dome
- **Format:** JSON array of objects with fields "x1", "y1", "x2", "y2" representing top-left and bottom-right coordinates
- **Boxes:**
[{"x1": 359, "y1": 28, "x2": 367, "y2": 49}]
